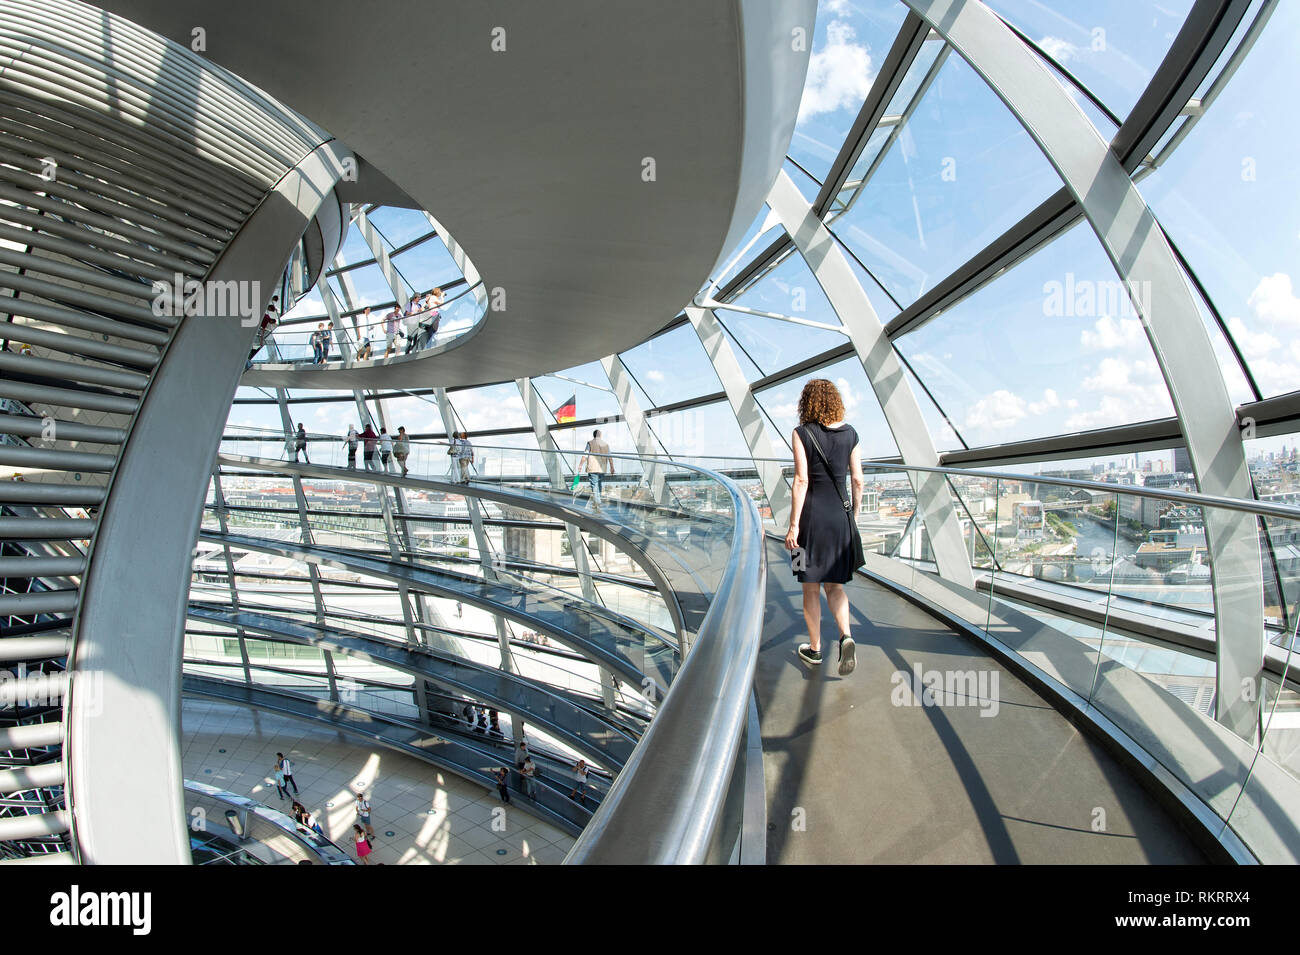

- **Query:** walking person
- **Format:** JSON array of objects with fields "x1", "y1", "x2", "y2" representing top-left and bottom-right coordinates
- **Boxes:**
[
  {"x1": 343, "y1": 426, "x2": 359, "y2": 468},
  {"x1": 569, "y1": 758, "x2": 589, "y2": 804},
  {"x1": 451, "y1": 431, "x2": 474, "y2": 483},
  {"x1": 520, "y1": 757, "x2": 538, "y2": 800},
  {"x1": 272, "y1": 762, "x2": 289, "y2": 800},
  {"x1": 581, "y1": 429, "x2": 615, "y2": 510},
  {"x1": 784, "y1": 379, "x2": 863, "y2": 675},
  {"x1": 277, "y1": 751, "x2": 300, "y2": 794},
  {"x1": 353, "y1": 824, "x2": 373, "y2": 865},
  {"x1": 311, "y1": 323, "x2": 326, "y2": 364},
  {"x1": 288, "y1": 424, "x2": 310, "y2": 464},
  {"x1": 393, "y1": 427, "x2": 410, "y2": 476},
  {"x1": 322, "y1": 321, "x2": 336, "y2": 362},
  {"x1": 384, "y1": 306, "x2": 399, "y2": 358},
  {"x1": 403, "y1": 300, "x2": 421, "y2": 354},
  {"x1": 248, "y1": 294, "x2": 280, "y2": 364},
  {"x1": 492, "y1": 767, "x2": 510, "y2": 803},
  {"x1": 355, "y1": 790, "x2": 375, "y2": 839},
  {"x1": 379, "y1": 427, "x2": 393, "y2": 471},
  {"x1": 415, "y1": 287, "x2": 443, "y2": 349},
  {"x1": 360, "y1": 423, "x2": 379, "y2": 471}
]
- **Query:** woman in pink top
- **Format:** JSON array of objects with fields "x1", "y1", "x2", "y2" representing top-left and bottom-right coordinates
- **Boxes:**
[{"x1": 353, "y1": 824, "x2": 373, "y2": 864}]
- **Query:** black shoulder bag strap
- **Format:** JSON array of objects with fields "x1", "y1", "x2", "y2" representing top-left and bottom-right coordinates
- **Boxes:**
[{"x1": 800, "y1": 425, "x2": 852, "y2": 516}]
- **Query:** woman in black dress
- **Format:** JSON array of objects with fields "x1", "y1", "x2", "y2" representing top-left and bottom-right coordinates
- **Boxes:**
[{"x1": 784, "y1": 379, "x2": 864, "y2": 674}]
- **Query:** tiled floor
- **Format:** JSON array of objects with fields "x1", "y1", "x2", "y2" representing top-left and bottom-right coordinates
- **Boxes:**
[{"x1": 183, "y1": 699, "x2": 573, "y2": 865}]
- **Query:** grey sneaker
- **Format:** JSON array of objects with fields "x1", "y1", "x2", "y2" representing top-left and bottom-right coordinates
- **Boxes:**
[
  {"x1": 838, "y1": 635, "x2": 856, "y2": 676},
  {"x1": 797, "y1": 644, "x2": 822, "y2": 666}
]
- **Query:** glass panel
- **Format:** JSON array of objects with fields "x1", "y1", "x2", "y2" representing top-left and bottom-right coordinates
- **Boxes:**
[
  {"x1": 895, "y1": 221, "x2": 1176, "y2": 448},
  {"x1": 827, "y1": 52, "x2": 1063, "y2": 307},
  {"x1": 984, "y1": 0, "x2": 1196, "y2": 121},
  {"x1": 365, "y1": 206, "x2": 435, "y2": 249},
  {"x1": 619, "y1": 323, "x2": 724, "y2": 407},
  {"x1": 531, "y1": 362, "x2": 623, "y2": 426},
  {"x1": 713, "y1": 320, "x2": 766, "y2": 383},
  {"x1": 337, "y1": 262, "x2": 398, "y2": 309},
  {"x1": 899, "y1": 357, "x2": 964, "y2": 453},
  {"x1": 645, "y1": 400, "x2": 751, "y2": 459},
  {"x1": 731, "y1": 243, "x2": 843, "y2": 328},
  {"x1": 1140, "y1": 1, "x2": 1300, "y2": 399},
  {"x1": 716, "y1": 271, "x2": 849, "y2": 381},
  {"x1": 827, "y1": 35, "x2": 945, "y2": 212},
  {"x1": 754, "y1": 356, "x2": 899, "y2": 460},
  {"x1": 332, "y1": 227, "x2": 375, "y2": 268},
  {"x1": 788, "y1": 0, "x2": 909, "y2": 182},
  {"x1": 390, "y1": 237, "x2": 462, "y2": 291},
  {"x1": 445, "y1": 382, "x2": 532, "y2": 433}
]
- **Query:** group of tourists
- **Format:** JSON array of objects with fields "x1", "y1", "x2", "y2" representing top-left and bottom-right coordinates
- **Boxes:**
[
  {"x1": 488, "y1": 739, "x2": 587, "y2": 805},
  {"x1": 447, "y1": 430, "x2": 474, "y2": 482},
  {"x1": 341, "y1": 424, "x2": 411, "y2": 474},
  {"x1": 250, "y1": 287, "x2": 448, "y2": 368},
  {"x1": 309, "y1": 321, "x2": 336, "y2": 364},
  {"x1": 283, "y1": 424, "x2": 478, "y2": 483},
  {"x1": 351, "y1": 288, "x2": 445, "y2": 362}
]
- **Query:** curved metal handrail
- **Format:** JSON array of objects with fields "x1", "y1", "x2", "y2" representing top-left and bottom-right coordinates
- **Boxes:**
[
  {"x1": 562, "y1": 460, "x2": 766, "y2": 864},
  {"x1": 182, "y1": 779, "x2": 354, "y2": 865}
]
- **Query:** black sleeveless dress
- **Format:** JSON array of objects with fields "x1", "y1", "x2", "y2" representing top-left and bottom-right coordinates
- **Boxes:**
[{"x1": 794, "y1": 422, "x2": 859, "y2": 584}]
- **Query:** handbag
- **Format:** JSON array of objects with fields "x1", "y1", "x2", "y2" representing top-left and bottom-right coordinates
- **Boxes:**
[{"x1": 800, "y1": 425, "x2": 866, "y2": 571}]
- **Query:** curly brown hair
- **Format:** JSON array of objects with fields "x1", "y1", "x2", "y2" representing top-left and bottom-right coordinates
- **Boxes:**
[{"x1": 797, "y1": 378, "x2": 845, "y2": 425}]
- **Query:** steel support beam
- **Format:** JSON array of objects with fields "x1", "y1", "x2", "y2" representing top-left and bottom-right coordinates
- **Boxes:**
[
  {"x1": 768, "y1": 170, "x2": 975, "y2": 588},
  {"x1": 685, "y1": 305, "x2": 794, "y2": 530},
  {"x1": 601, "y1": 355, "x2": 670, "y2": 505},
  {"x1": 902, "y1": 0, "x2": 1263, "y2": 738}
]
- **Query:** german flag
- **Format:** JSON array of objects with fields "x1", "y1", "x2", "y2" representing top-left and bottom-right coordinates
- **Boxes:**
[{"x1": 553, "y1": 395, "x2": 576, "y2": 424}]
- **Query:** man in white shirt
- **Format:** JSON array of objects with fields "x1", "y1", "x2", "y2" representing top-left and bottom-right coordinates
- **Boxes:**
[
  {"x1": 355, "y1": 791, "x2": 374, "y2": 839},
  {"x1": 276, "y1": 751, "x2": 299, "y2": 794},
  {"x1": 582, "y1": 430, "x2": 615, "y2": 509}
]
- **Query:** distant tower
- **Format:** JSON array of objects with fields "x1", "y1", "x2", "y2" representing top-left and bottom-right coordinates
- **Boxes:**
[{"x1": 1173, "y1": 447, "x2": 1192, "y2": 475}]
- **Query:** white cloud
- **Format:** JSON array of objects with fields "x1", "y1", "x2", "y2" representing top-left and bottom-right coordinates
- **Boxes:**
[
  {"x1": 1081, "y1": 315, "x2": 1144, "y2": 351},
  {"x1": 443, "y1": 387, "x2": 529, "y2": 434},
  {"x1": 643, "y1": 369, "x2": 666, "y2": 383},
  {"x1": 1226, "y1": 315, "x2": 1279, "y2": 359},
  {"x1": 965, "y1": 389, "x2": 1028, "y2": 431},
  {"x1": 1248, "y1": 272, "x2": 1300, "y2": 326},
  {"x1": 1038, "y1": 35, "x2": 1081, "y2": 64},
  {"x1": 1027, "y1": 389, "x2": 1060, "y2": 416},
  {"x1": 1065, "y1": 357, "x2": 1172, "y2": 429},
  {"x1": 798, "y1": 19, "x2": 875, "y2": 122},
  {"x1": 834, "y1": 376, "x2": 861, "y2": 415},
  {"x1": 823, "y1": 0, "x2": 852, "y2": 13}
]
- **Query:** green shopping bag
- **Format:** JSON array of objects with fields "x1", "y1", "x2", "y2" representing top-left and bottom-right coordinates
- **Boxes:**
[{"x1": 570, "y1": 473, "x2": 582, "y2": 492}]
